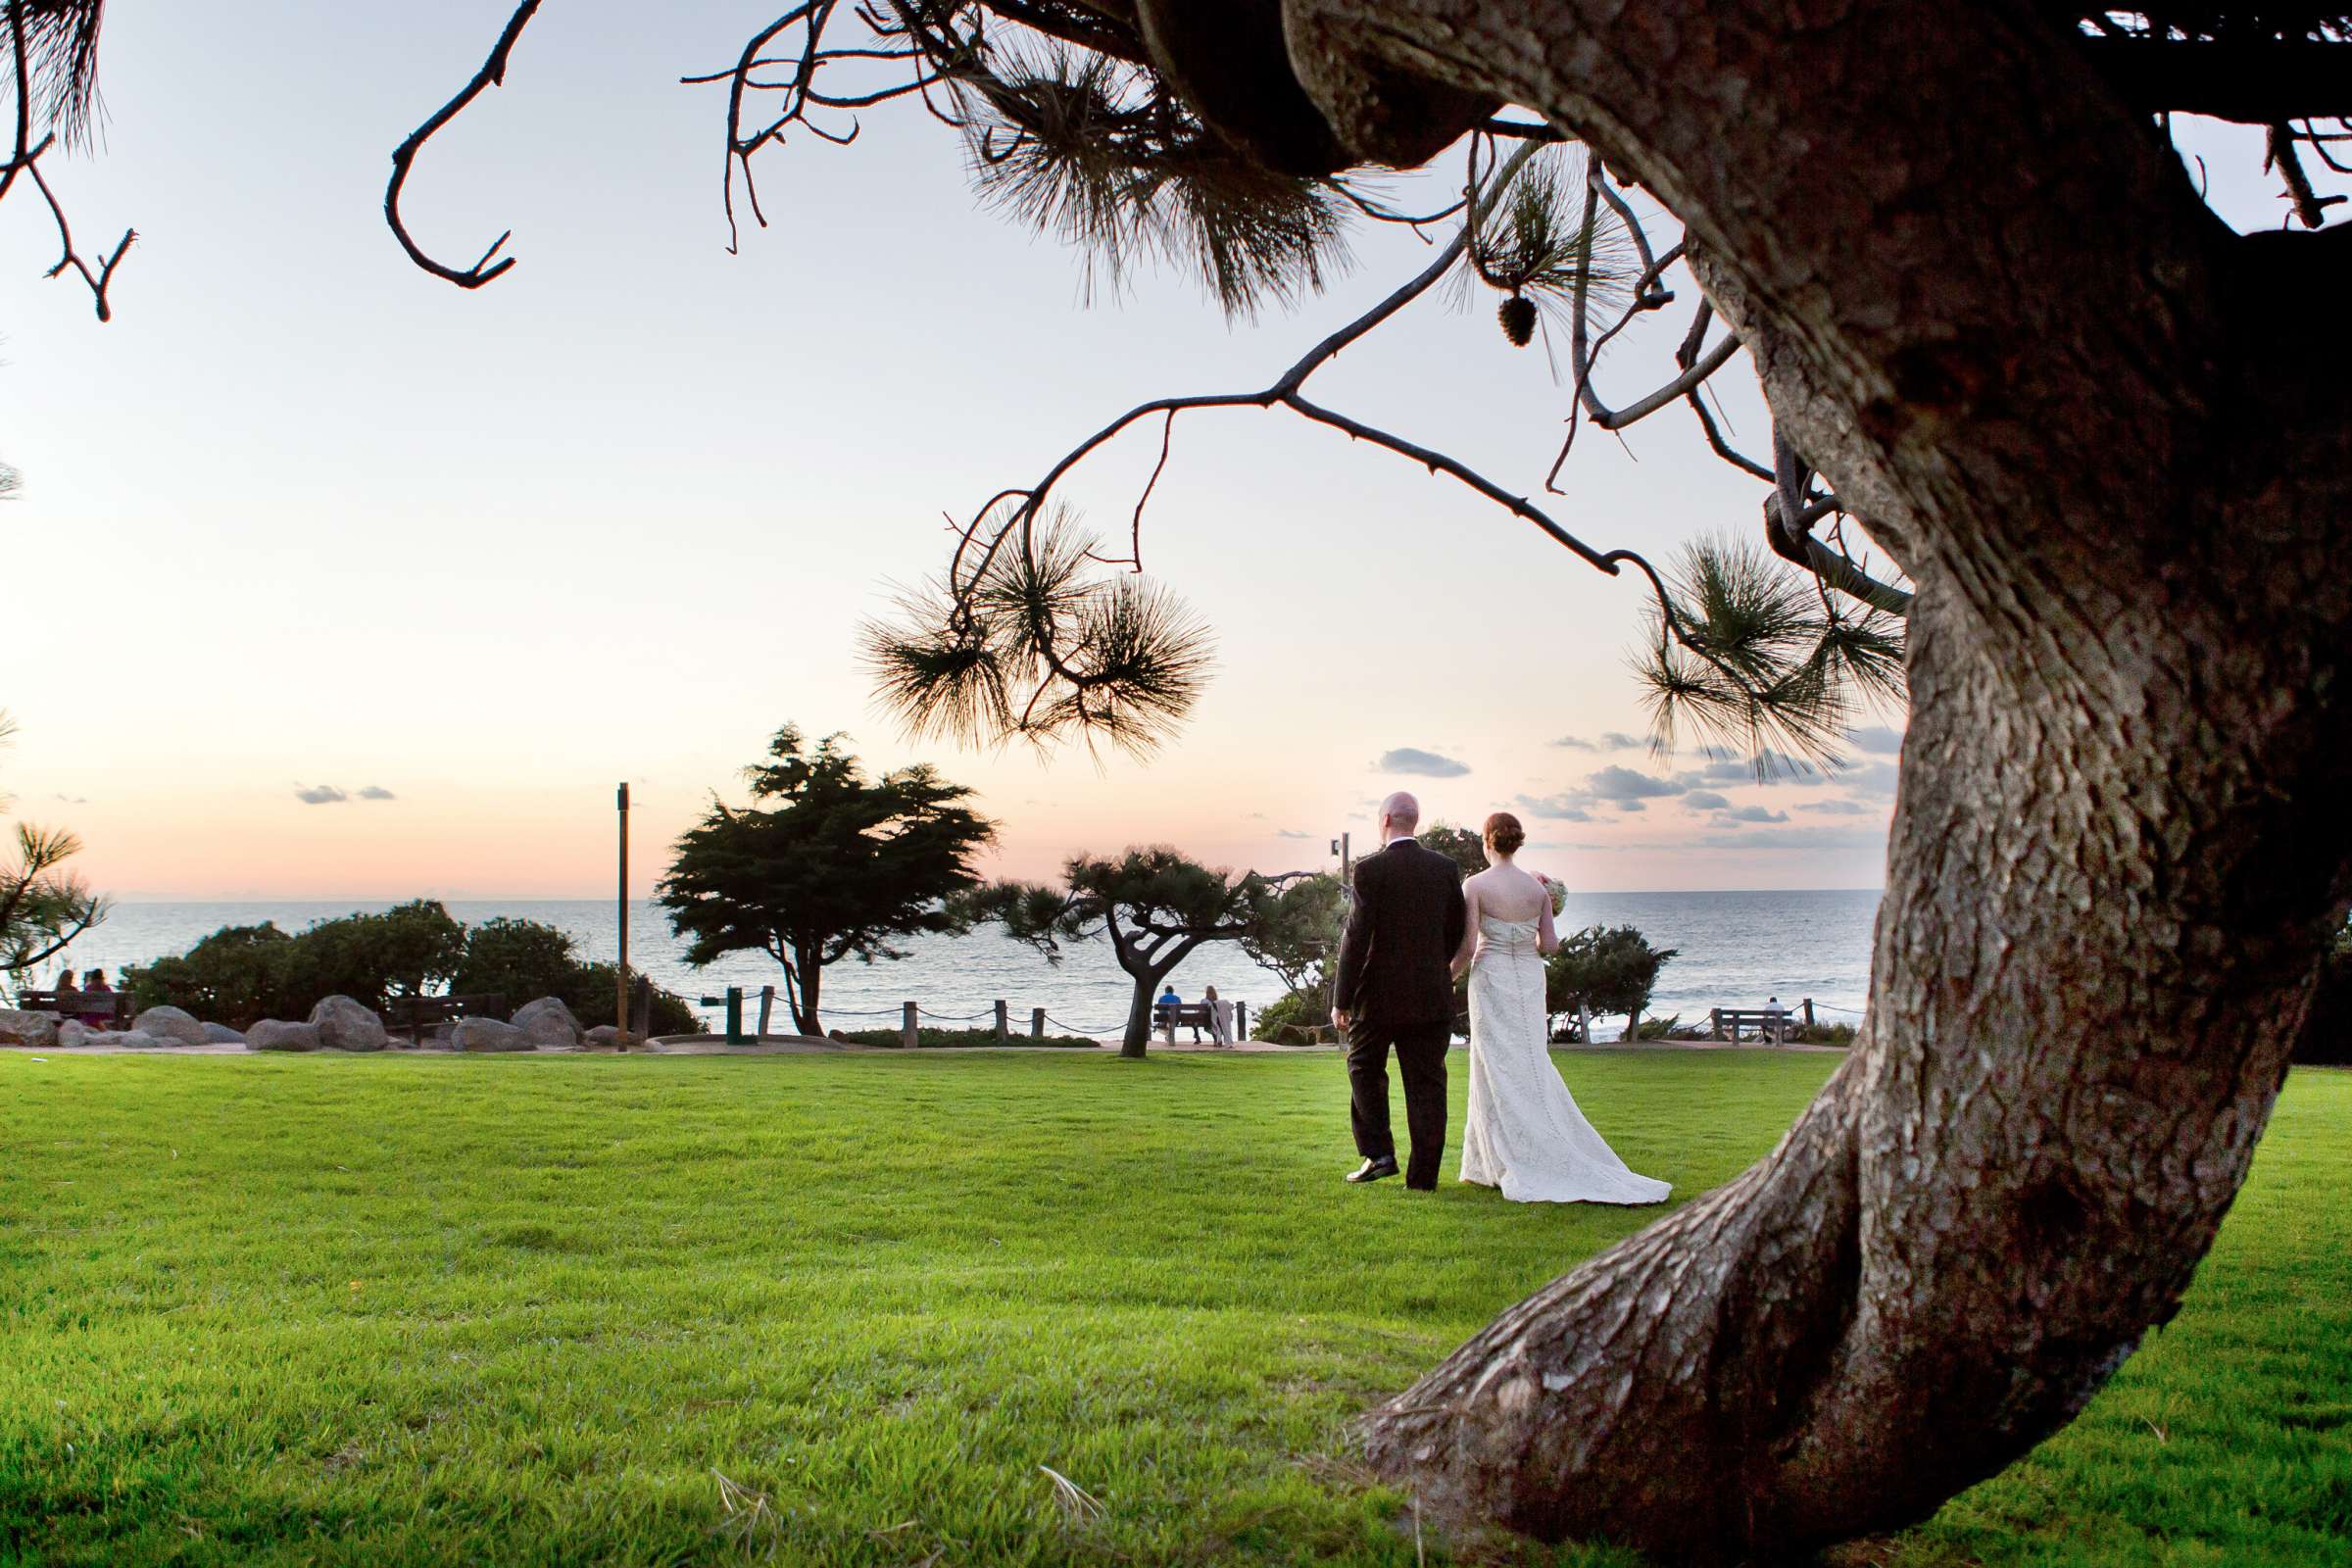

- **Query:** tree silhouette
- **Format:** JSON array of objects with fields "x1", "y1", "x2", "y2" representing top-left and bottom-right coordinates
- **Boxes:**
[{"x1": 660, "y1": 726, "x2": 996, "y2": 1036}]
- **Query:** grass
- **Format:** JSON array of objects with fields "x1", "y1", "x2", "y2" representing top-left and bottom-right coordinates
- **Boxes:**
[{"x1": 0, "y1": 1050, "x2": 2342, "y2": 1568}]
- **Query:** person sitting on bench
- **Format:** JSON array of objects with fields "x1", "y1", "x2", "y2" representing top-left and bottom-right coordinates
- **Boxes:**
[
  {"x1": 1204, "y1": 986, "x2": 1235, "y2": 1047},
  {"x1": 74, "y1": 968, "x2": 117, "y2": 1028}
]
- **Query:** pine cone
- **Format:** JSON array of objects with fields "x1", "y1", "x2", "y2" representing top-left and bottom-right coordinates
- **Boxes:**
[{"x1": 1498, "y1": 294, "x2": 1537, "y2": 348}]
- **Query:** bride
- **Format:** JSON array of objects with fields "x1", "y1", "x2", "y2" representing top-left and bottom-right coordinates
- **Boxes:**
[{"x1": 1452, "y1": 811, "x2": 1672, "y2": 1205}]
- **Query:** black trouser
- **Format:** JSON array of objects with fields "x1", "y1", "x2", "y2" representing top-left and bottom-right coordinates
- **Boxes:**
[{"x1": 1346, "y1": 1015, "x2": 1450, "y2": 1189}]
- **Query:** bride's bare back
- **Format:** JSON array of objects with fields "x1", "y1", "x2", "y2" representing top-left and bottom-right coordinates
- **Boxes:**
[{"x1": 1467, "y1": 862, "x2": 1550, "y2": 923}]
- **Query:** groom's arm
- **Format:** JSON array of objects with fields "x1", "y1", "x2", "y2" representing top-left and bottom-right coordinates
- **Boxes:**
[
  {"x1": 1443, "y1": 863, "x2": 1468, "y2": 964},
  {"x1": 1332, "y1": 860, "x2": 1378, "y2": 1027}
]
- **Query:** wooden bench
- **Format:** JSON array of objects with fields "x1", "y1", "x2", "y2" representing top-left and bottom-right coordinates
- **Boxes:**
[
  {"x1": 17, "y1": 990, "x2": 134, "y2": 1029},
  {"x1": 1154, "y1": 1002, "x2": 1216, "y2": 1044},
  {"x1": 383, "y1": 993, "x2": 506, "y2": 1046},
  {"x1": 1712, "y1": 1005, "x2": 1801, "y2": 1044}
]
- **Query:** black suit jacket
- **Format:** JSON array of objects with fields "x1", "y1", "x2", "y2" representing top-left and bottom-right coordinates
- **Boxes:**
[{"x1": 1333, "y1": 840, "x2": 1467, "y2": 1030}]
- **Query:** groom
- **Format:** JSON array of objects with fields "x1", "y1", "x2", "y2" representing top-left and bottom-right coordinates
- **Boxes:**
[{"x1": 1331, "y1": 791, "x2": 1467, "y2": 1190}]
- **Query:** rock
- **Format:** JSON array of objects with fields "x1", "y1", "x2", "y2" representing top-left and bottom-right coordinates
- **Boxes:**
[
  {"x1": 246, "y1": 1019, "x2": 321, "y2": 1053},
  {"x1": 583, "y1": 1024, "x2": 622, "y2": 1049},
  {"x1": 512, "y1": 997, "x2": 583, "y2": 1051},
  {"x1": 308, "y1": 995, "x2": 389, "y2": 1053},
  {"x1": 0, "y1": 1009, "x2": 61, "y2": 1049},
  {"x1": 56, "y1": 1019, "x2": 88, "y2": 1050},
  {"x1": 108, "y1": 1030, "x2": 165, "y2": 1050},
  {"x1": 452, "y1": 1016, "x2": 531, "y2": 1053},
  {"x1": 132, "y1": 1005, "x2": 209, "y2": 1047},
  {"x1": 202, "y1": 1022, "x2": 246, "y2": 1044}
]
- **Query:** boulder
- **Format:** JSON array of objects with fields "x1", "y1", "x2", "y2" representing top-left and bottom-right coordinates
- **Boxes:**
[
  {"x1": 202, "y1": 1022, "x2": 246, "y2": 1044},
  {"x1": 246, "y1": 1019, "x2": 321, "y2": 1053},
  {"x1": 133, "y1": 1005, "x2": 209, "y2": 1047},
  {"x1": 107, "y1": 1030, "x2": 165, "y2": 1050},
  {"x1": 56, "y1": 1019, "x2": 88, "y2": 1050},
  {"x1": 583, "y1": 1024, "x2": 621, "y2": 1049},
  {"x1": 452, "y1": 1016, "x2": 531, "y2": 1053},
  {"x1": 512, "y1": 997, "x2": 583, "y2": 1051},
  {"x1": 0, "y1": 1009, "x2": 61, "y2": 1050},
  {"x1": 308, "y1": 995, "x2": 389, "y2": 1053}
]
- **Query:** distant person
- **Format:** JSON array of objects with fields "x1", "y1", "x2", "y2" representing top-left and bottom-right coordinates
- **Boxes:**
[
  {"x1": 1204, "y1": 985, "x2": 1234, "y2": 1048},
  {"x1": 1157, "y1": 985, "x2": 1181, "y2": 1007},
  {"x1": 52, "y1": 968, "x2": 77, "y2": 998},
  {"x1": 75, "y1": 968, "x2": 115, "y2": 1028},
  {"x1": 1764, "y1": 995, "x2": 1788, "y2": 1045}
]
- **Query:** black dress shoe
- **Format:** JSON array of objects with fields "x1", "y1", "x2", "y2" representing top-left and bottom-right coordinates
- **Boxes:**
[{"x1": 1346, "y1": 1156, "x2": 1400, "y2": 1183}]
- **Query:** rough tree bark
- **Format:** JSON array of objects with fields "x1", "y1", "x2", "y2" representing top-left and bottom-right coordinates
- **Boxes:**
[{"x1": 1265, "y1": 1, "x2": 2352, "y2": 1560}]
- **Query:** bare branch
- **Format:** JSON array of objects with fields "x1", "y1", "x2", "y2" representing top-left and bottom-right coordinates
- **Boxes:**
[{"x1": 383, "y1": 0, "x2": 546, "y2": 289}]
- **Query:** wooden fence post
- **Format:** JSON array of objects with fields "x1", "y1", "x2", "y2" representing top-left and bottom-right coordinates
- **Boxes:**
[
  {"x1": 994, "y1": 1000, "x2": 1008, "y2": 1041},
  {"x1": 1031, "y1": 1006, "x2": 1046, "y2": 1038},
  {"x1": 757, "y1": 985, "x2": 775, "y2": 1041},
  {"x1": 1803, "y1": 998, "x2": 1816, "y2": 1031},
  {"x1": 1711, "y1": 1006, "x2": 1724, "y2": 1042},
  {"x1": 902, "y1": 1002, "x2": 918, "y2": 1050},
  {"x1": 1237, "y1": 1002, "x2": 1249, "y2": 1041}
]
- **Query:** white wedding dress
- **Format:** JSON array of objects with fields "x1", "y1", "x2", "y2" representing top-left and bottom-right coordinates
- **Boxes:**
[{"x1": 1460, "y1": 913, "x2": 1673, "y2": 1204}]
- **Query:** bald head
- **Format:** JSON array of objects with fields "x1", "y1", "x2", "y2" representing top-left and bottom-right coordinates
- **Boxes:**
[{"x1": 1378, "y1": 791, "x2": 1421, "y2": 843}]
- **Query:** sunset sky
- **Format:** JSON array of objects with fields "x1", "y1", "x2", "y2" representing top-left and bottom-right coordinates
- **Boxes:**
[{"x1": 1, "y1": 3, "x2": 2282, "y2": 900}]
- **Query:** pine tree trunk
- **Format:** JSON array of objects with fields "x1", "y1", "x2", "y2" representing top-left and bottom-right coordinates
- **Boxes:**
[
  {"x1": 1275, "y1": 0, "x2": 2352, "y2": 1558},
  {"x1": 792, "y1": 947, "x2": 822, "y2": 1037},
  {"x1": 1119, "y1": 977, "x2": 1158, "y2": 1058}
]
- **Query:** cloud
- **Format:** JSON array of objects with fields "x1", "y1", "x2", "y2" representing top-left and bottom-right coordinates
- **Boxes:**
[
  {"x1": 1846, "y1": 725, "x2": 1904, "y2": 755},
  {"x1": 1682, "y1": 790, "x2": 1731, "y2": 812},
  {"x1": 1689, "y1": 749, "x2": 1837, "y2": 787},
  {"x1": 1799, "y1": 800, "x2": 1873, "y2": 815},
  {"x1": 1600, "y1": 731, "x2": 1644, "y2": 750},
  {"x1": 1696, "y1": 825, "x2": 1888, "y2": 851},
  {"x1": 1375, "y1": 747, "x2": 1470, "y2": 778},
  {"x1": 1842, "y1": 760, "x2": 1902, "y2": 800},
  {"x1": 294, "y1": 784, "x2": 348, "y2": 806},
  {"x1": 1515, "y1": 792, "x2": 1594, "y2": 822},
  {"x1": 1616, "y1": 800, "x2": 1647, "y2": 813},
  {"x1": 53, "y1": 793, "x2": 90, "y2": 805},
  {"x1": 1723, "y1": 805, "x2": 1789, "y2": 823},
  {"x1": 1549, "y1": 736, "x2": 1599, "y2": 752},
  {"x1": 1586, "y1": 765, "x2": 1685, "y2": 802},
  {"x1": 1246, "y1": 811, "x2": 1266, "y2": 819},
  {"x1": 357, "y1": 785, "x2": 396, "y2": 801},
  {"x1": 1275, "y1": 828, "x2": 1314, "y2": 840}
]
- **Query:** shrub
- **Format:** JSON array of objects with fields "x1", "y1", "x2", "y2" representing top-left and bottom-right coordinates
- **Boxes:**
[
  {"x1": 128, "y1": 906, "x2": 698, "y2": 1037},
  {"x1": 564, "y1": 959, "x2": 701, "y2": 1037},
  {"x1": 276, "y1": 901, "x2": 467, "y2": 1009},
  {"x1": 125, "y1": 922, "x2": 299, "y2": 1028},
  {"x1": 455, "y1": 917, "x2": 697, "y2": 1035},
  {"x1": 1250, "y1": 987, "x2": 1331, "y2": 1043}
]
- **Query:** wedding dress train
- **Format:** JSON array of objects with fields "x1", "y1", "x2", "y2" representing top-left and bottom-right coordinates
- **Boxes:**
[{"x1": 1460, "y1": 914, "x2": 1672, "y2": 1204}]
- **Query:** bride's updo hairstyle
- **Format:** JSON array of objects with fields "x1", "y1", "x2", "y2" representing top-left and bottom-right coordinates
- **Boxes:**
[{"x1": 1483, "y1": 811, "x2": 1526, "y2": 858}]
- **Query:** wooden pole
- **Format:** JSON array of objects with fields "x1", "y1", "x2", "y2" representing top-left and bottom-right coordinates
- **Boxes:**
[
  {"x1": 616, "y1": 782, "x2": 630, "y2": 1052},
  {"x1": 902, "y1": 1001, "x2": 918, "y2": 1050},
  {"x1": 758, "y1": 985, "x2": 775, "y2": 1041},
  {"x1": 994, "y1": 999, "x2": 1009, "y2": 1041},
  {"x1": 1031, "y1": 1005, "x2": 1046, "y2": 1039}
]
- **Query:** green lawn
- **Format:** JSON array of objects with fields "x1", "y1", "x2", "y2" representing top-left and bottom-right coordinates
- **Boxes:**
[{"x1": 0, "y1": 1051, "x2": 2343, "y2": 1568}]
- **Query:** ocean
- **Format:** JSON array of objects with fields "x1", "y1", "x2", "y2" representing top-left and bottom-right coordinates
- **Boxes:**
[{"x1": 46, "y1": 890, "x2": 1878, "y2": 1040}]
